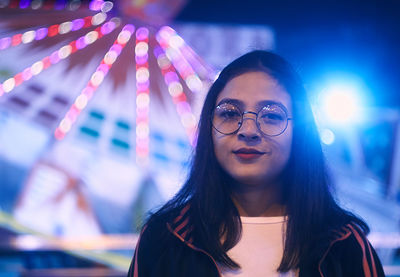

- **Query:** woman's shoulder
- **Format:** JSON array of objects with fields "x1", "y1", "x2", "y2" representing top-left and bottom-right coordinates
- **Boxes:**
[{"x1": 139, "y1": 202, "x2": 190, "y2": 237}]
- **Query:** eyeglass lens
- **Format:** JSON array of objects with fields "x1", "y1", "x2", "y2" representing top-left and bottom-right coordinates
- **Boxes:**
[{"x1": 212, "y1": 103, "x2": 288, "y2": 136}]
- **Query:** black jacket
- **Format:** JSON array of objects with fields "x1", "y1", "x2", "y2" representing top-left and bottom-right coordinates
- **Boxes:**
[{"x1": 128, "y1": 205, "x2": 385, "y2": 277}]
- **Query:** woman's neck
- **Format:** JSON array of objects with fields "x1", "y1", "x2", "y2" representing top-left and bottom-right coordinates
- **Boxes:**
[{"x1": 231, "y1": 182, "x2": 285, "y2": 217}]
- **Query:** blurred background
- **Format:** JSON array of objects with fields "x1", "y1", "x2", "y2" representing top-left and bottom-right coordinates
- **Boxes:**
[{"x1": 0, "y1": 0, "x2": 399, "y2": 276}]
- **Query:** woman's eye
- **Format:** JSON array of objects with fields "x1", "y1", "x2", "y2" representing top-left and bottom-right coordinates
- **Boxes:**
[
  {"x1": 220, "y1": 110, "x2": 241, "y2": 119},
  {"x1": 261, "y1": 112, "x2": 284, "y2": 122}
]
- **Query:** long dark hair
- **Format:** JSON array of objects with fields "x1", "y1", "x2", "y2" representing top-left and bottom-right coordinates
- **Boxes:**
[{"x1": 147, "y1": 50, "x2": 369, "y2": 271}]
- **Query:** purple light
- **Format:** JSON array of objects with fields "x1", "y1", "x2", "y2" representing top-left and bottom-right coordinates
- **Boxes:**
[
  {"x1": 164, "y1": 71, "x2": 179, "y2": 84},
  {"x1": 0, "y1": 37, "x2": 11, "y2": 50},
  {"x1": 123, "y1": 24, "x2": 135, "y2": 33},
  {"x1": 71, "y1": 19, "x2": 84, "y2": 31},
  {"x1": 136, "y1": 27, "x2": 149, "y2": 40},
  {"x1": 97, "y1": 64, "x2": 109, "y2": 74},
  {"x1": 89, "y1": 0, "x2": 103, "y2": 11},
  {"x1": 136, "y1": 80, "x2": 150, "y2": 91},
  {"x1": 75, "y1": 37, "x2": 87, "y2": 49},
  {"x1": 101, "y1": 22, "x2": 116, "y2": 35},
  {"x1": 35, "y1": 28, "x2": 48, "y2": 40},
  {"x1": 136, "y1": 54, "x2": 148, "y2": 65},
  {"x1": 50, "y1": 51, "x2": 61, "y2": 64},
  {"x1": 110, "y1": 44, "x2": 122, "y2": 55},
  {"x1": 153, "y1": 46, "x2": 163, "y2": 57},
  {"x1": 19, "y1": 0, "x2": 30, "y2": 9}
]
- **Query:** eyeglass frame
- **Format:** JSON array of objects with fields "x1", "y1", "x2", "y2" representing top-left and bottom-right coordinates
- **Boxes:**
[{"x1": 211, "y1": 102, "x2": 293, "y2": 137}]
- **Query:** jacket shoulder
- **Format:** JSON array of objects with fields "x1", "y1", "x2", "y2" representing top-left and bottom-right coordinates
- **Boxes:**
[{"x1": 318, "y1": 223, "x2": 385, "y2": 277}]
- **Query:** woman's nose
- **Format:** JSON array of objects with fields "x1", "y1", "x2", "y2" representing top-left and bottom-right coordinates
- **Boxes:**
[{"x1": 237, "y1": 113, "x2": 260, "y2": 141}]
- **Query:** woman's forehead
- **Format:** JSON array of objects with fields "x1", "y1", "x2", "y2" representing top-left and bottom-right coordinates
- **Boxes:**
[{"x1": 216, "y1": 71, "x2": 292, "y2": 111}]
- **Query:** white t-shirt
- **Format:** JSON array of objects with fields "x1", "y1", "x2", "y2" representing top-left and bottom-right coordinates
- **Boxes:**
[{"x1": 220, "y1": 216, "x2": 297, "y2": 277}]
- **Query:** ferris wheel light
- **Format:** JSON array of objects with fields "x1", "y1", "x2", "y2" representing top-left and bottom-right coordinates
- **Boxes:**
[
  {"x1": 92, "y1": 12, "x2": 107, "y2": 26},
  {"x1": 31, "y1": 61, "x2": 44, "y2": 75},
  {"x1": 71, "y1": 19, "x2": 84, "y2": 31},
  {"x1": 0, "y1": 37, "x2": 11, "y2": 50},
  {"x1": 22, "y1": 68, "x2": 33, "y2": 81},
  {"x1": 101, "y1": 1, "x2": 113, "y2": 13},
  {"x1": 58, "y1": 45, "x2": 72, "y2": 59},
  {"x1": 104, "y1": 51, "x2": 117, "y2": 65},
  {"x1": 135, "y1": 41, "x2": 148, "y2": 56},
  {"x1": 3, "y1": 78, "x2": 15, "y2": 93},
  {"x1": 59, "y1": 21, "x2": 72, "y2": 34},
  {"x1": 136, "y1": 93, "x2": 150, "y2": 108},
  {"x1": 35, "y1": 28, "x2": 48, "y2": 40},
  {"x1": 168, "y1": 82, "x2": 183, "y2": 97},
  {"x1": 136, "y1": 27, "x2": 149, "y2": 41},
  {"x1": 84, "y1": 31, "x2": 99, "y2": 44},
  {"x1": 136, "y1": 68, "x2": 149, "y2": 83},
  {"x1": 12, "y1": 34, "x2": 22, "y2": 46},
  {"x1": 22, "y1": 31, "x2": 36, "y2": 44}
]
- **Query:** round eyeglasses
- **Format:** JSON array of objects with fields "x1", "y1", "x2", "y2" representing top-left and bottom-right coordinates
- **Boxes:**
[{"x1": 212, "y1": 102, "x2": 292, "y2": 136}]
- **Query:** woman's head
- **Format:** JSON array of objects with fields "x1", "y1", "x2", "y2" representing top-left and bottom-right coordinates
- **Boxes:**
[{"x1": 195, "y1": 50, "x2": 317, "y2": 194}]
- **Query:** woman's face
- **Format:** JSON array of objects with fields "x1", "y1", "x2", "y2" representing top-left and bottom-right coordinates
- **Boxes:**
[{"x1": 212, "y1": 71, "x2": 293, "y2": 187}]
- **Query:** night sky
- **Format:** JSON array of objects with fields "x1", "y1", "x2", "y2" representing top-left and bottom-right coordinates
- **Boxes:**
[{"x1": 176, "y1": 0, "x2": 400, "y2": 108}]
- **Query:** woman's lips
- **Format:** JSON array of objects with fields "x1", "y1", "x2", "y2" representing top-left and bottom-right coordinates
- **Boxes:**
[{"x1": 233, "y1": 148, "x2": 266, "y2": 160}]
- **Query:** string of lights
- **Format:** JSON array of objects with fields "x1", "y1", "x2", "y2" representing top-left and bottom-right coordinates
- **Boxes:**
[
  {"x1": 156, "y1": 26, "x2": 204, "y2": 94},
  {"x1": 54, "y1": 24, "x2": 135, "y2": 140},
  {"x1": 153, "y1": 45, "x2": 197, "y2": 146},
  {"x1": 0, "y1": 18, "x2": 121, "y2": 97},
  {"x1": 0, "y1": 12, "x2": 109, "y2": 51},
  {"x1": 134, "y1": 27, "x2": 150, "y2": 165},
  {"x1": 0, "y1": 0, "x2": 113, "y2": 12},
  {"x1": 158, "y1": 26, "x2": 215, "y2": 83}
]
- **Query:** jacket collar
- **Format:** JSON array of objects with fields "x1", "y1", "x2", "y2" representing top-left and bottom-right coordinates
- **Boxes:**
[{"x1": 166, "y1": 204, "x2": 194, "y2": 245}]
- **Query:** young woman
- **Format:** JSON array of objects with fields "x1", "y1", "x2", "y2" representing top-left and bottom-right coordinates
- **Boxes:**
[{"x1": 127, "y1": 51, "x2": 385, "y2": 277}]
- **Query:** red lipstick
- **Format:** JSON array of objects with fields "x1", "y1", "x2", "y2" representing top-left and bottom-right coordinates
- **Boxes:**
[{"x1": 233, "y1": 148, "x2": 265, "y2": 160}]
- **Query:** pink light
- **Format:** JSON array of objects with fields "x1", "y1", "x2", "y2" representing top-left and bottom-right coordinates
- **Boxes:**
[
  {"x1": 12, "y1": 34, "x2": 22, "y2": 46},
  {"x1": 71, "y1": 19, "x2": 85, "y2": 31},
  {"x1": 22, "y1": 68, "x2": 32, "y2": 81},
  {"x1": 35, "y1": 28, "x2": 48, "y2": 40},
  {"x1": 0, "y1": 85, "x2": 3, "y2": 97},
  {"x1": 42, "y1": 56, "x2": 51, "y2": 69},
  {"x1": 50, "y1": 51, "x2": 61, "y2": 64},
  {"x1": 0, "y1": 37, "x2": 11, "y2": 50},
  {"x1": 54, "y1": 128, "x2": 66, "y2": 140},
  {"x1": 82, "y1": 87, "x2": 94, "y2": 98},
  {"x1": 14, "y1": 73, "x2": 23, "y2": 86}
]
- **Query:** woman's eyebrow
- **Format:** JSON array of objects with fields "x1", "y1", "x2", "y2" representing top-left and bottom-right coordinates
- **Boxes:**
[
  {"x1": 216, "y1": 98, "x2": 243, "y2": 107},
  {"x1": 256, "y1": 100, "x2": 288, "y2": 111}
]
